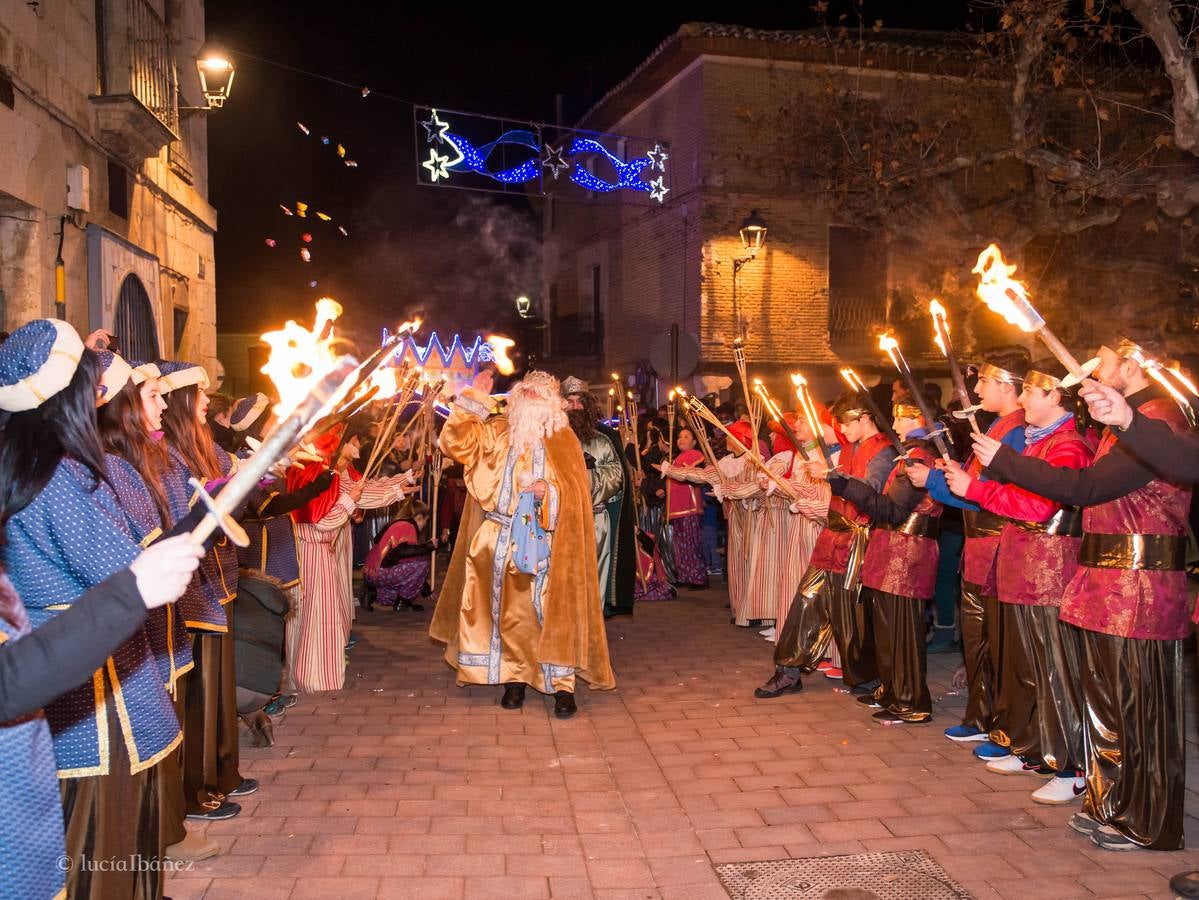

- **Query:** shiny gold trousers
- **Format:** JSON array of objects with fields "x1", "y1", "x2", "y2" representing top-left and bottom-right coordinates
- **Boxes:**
[
  {"x1": 959, "y1": 582, "x2": 995, "y2": 733},
  {"x1": 775, "y1": 566, "x2": 876, "y2": 687},
  {"x1": 60, "y1": 693, "x2": 163, "y2": 899},
  {"x1": 1012, "y1": 605, "x2": 1084, "y2": 773},
  {"x1": 1073, "y1": 625, "x2": 1184, "y2": 850},
  {"x1": 988, "y1": 601, "x2": 1040, "y2": 757},
  {"x1": 866, "y1": 589, "x2": 931, "y2": 721},
  {"x1": 773, "y1": 565, "x2": 834, "y2": 673},
  {"x1": 183, "y1": 606, "x2": 243, "y2": 813}
]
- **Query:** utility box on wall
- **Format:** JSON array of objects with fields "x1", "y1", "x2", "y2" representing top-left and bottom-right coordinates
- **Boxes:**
[{"x1": 66, "y1": 165, "x2": 90, "y2": 212}]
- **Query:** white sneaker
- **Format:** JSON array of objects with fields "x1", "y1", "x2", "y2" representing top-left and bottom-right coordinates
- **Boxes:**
[
  {"x1": 1031, "y1": 775, "x2": 1086, "y2": 805},
  {"x1": 760, "y1": 627, "x2": 776, "y2": 640},
  {"x1": 985, "y1": 755, "x2": 1031, "y2": 776}
]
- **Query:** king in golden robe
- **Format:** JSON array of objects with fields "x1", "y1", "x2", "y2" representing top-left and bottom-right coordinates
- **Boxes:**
[{"x1": 430, "y1": 369, "x2": 615, "y2": 718}]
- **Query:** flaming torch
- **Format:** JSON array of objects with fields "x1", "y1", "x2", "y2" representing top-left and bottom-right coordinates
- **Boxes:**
[
  {"x1": 972, "y1": 244, "x2": 1094, "y2": 384},
  {"x1": 878, "y1": 333, "x2": 953, "y2": 462},
  {"x1": 754, "y1": 379, "x2": 810, "y2": 462},
  {"x1": 484, "y1": 334, "x2": 516, "y2": 376},
  {"x1": 731, "y1": 337, "x2": 762, "y2": 457},
  {"x1": 838, "y1": 368, "x2": 906, "y2": 457},
  {"x1": 675, "y1": 387, "x2": 723, "y2": 476},
  {"x1": 190, "y1": 305, "x2": 361, "y2": 547},
  {"x1": 790, "y1": 373, "x2": 836, "y2": 468},
  {"x1": 683, "y1": 395, "x2": 798, "y2": 500},
  {"x1": 929, "y1": 299, "x2": 981, "y2": 434}
]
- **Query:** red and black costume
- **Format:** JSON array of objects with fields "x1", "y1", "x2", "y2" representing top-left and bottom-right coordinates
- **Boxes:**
[
  {"x1": 834, "y1": 436, "x2": 941, "y2": 722},
  {"x1": 964, "y1": 413, "x2": 1094, "y2": 771},
  {"x1": 986, "y1": 388, "x2": 1192, "y2": 849},
  {"x1": 773, "y1": 431, "x2": 895, "y2": 685}
]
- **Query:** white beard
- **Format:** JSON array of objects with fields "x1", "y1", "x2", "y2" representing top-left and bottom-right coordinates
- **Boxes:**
[{"x1": 508, "y1": 395, "x2": 568, "y2": 456}]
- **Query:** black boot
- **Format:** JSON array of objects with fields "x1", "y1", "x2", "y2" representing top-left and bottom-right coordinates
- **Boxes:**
[
  {"x1": 553, "y1": 690, "x2": 577, "y2": 719},
  {"x1": 500, "y1": 683, "x2": 526, "y2": 709},
  {"x1": 754, "y1": 667, "x2": 803, "y2": 699}
]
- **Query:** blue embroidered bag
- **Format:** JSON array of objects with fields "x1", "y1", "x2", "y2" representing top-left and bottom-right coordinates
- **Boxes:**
[{"x1": 510, "y1": 490, "x2": 550, "y2": 575}]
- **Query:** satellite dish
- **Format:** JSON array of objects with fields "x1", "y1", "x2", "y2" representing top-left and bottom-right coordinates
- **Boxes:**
[{"x1": 649, "y1": 329, "x2": 700, "y2": 380}]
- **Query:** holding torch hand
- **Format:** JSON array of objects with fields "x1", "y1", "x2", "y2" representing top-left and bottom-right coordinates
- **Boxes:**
[
  {"x1": 970, "y1": 434, "x2": 1003, "y2": 468},
  {"x1": 1079, "y1": 381, "x2": 1134, "y2": 429}
]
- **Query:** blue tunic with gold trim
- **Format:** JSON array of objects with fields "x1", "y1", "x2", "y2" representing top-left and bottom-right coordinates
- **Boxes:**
[
  {"x1": 1, "y1": 460, "x2": 181, "y2": 776},
  {"x1": 106, "y1": 454, "x2": 193, "y2": 689},
  {"x1": 163, "y1": 449, "x2": 230, "y2": 632},
  {"x1": 0, "y1": 598, "x2": 66, "y2": 900},
  {"x1": 237, "y1": 480, "x2": 302, "y2": 588}
]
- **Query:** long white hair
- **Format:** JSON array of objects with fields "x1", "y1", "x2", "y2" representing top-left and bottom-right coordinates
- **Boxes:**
[{"x1": 507, "y1": 371, "x2": 569, "y2": 456}]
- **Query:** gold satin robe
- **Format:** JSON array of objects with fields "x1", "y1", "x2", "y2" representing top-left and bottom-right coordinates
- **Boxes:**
[{"x1": 437, "y1": 388, "x2": 575, "y2": 693}]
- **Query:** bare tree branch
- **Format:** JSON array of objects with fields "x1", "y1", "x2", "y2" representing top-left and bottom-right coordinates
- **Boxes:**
[{"x1": 1124, "y1": 0, "x2": 1199, "y2": 152}]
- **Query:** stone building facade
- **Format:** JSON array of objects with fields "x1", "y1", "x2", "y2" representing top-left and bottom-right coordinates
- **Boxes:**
[
  {"x1": 0, "y1": 0, "x2": 217, "y2": 370},
  {"x1": 544, "y1": 24, "x2": 996, "y2": 397}
]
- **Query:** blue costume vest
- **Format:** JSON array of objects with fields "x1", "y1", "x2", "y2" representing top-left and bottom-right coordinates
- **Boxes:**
[
  {"x1": 106, "y1": 454, "x2": 193, "y2": 689},
  {"x1": 238, "y1": 481, "x2": 302, "y2": 588},
  {"x1": 0, "y1": 594, "x2": 67, "y2": 900},
  {"x1": 2, "y1": 460, "x2": 181, "y2": 775},
  {"x1": 163, "y1": 449, "x2": 230, "y2": 632}
]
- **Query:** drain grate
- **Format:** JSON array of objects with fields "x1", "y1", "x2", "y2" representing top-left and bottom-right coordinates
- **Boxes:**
[{"x1": 714, "y1": 850, "x2": 972, "y2": 899}]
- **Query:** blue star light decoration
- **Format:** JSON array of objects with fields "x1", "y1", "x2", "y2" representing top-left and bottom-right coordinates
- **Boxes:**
[{"x1": 418, "y1": 108, "x2": 669, "y2": 203}]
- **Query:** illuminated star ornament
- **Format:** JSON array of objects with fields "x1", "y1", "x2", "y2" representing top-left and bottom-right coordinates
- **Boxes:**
[
  {"x1": 647, "y1": 143, "x2": 669, "y2": 172},
  {"x1": 421, "y1": 109, "x2": 450, "y2": 145},
  {"x1": 422, "y1": 147, "x2": 452, "y2": 182},
  {"x1": 542, "y1": 144, "x2": 570, "y2": 180},
  {"x1": 416, "y1": 105, "x2": 670, "y2": 202}
]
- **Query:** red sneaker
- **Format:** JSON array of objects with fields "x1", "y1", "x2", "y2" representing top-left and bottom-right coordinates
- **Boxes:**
[
  {"x1": 823, "y1": 667, "x2": 844, "y2": 680},
  {"x1": 816, "y1": 659, "x2": 833, "y2": 672}
]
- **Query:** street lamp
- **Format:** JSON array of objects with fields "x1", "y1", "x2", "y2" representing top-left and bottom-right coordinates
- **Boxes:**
[
  {"x1": 516, "y1": 295, "x2": 531, "y2": 318},
  {"x1": 732, "y1": 210, "x2": 767, "y2": 339},
  {"x1": 734, "y1": 209, "x2": 768, "y2": 273},
  {"x1": 193, "y1": 39, "x2": 235, "y2": 110}
]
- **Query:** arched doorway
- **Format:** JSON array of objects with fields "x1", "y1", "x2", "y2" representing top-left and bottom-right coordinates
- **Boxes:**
[{"x1": 114, "y1": 273, "x2": 159, "y2": 361}]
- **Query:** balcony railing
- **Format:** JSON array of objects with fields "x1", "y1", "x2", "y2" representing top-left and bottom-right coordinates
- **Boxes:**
[
  {"x1": 92, "y1": 0, "x2": 179, "y2": 161},
  {"x1": 126, "y1": 0, "x2": 178, "y2": 135}
]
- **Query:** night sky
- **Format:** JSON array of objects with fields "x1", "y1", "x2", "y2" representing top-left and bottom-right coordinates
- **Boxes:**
[{"x1": 204, "y1": 2, "x2": 973, "y2": 347}]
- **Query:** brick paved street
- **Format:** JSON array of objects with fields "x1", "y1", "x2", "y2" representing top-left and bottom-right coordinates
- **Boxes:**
[{"x1": 169, "y1": 582, "x2": 1199, "y2": 899}]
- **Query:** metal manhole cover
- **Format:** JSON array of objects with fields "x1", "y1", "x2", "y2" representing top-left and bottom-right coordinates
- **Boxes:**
[{"x1": 715, "y1": 850, "x2": 972, "y2": 899}]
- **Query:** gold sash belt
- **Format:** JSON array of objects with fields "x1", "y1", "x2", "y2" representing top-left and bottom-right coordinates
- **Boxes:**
[
  {"x1": 963, "y1": 508, "x2": 1006, "y2": 539},
  {"x1": 1009, "y1": 507, "x2": 1084, "y2": 538},
  {"x1": 878, "y1": 512, "x2": 940, "y2": 539},
  {"x1": 827, "y1": 509, "x2": 871, "y2": 592},
  {"x1": 1078, "y1": 533, "x2": 1186, "y2": 571}
]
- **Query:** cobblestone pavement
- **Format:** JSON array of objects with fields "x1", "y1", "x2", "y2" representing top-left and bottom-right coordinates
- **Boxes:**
[{"x1": 169, "y1": 581, "x2": 1199, "y2": 899}]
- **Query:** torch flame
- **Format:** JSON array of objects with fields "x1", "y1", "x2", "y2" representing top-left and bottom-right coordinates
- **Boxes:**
[
  {"x1": 396, "y1": 317, "x2": 423, "y2": 336},
  {"x1": 839, "y1": 367, "x2": 860, "y2": 390},
  {"x1": 790, "y1": 373, "x2": 807, "y2": 388},
  {"x1": 929, "y1": 299, "x2": 949, "y2": 356},
  {"x1": 608, "y1": 387, "x2": 615, "y2": 396},
  {"x1": 972, "y1": 244, "x2": 1045, "y2": 333},
  {"x1": 484, "y1": 335, "x2": 516, "y2": 376},
  {"x1": 1167, "y1": 365, "x2": 1199, "y2": 396},
  {"x1": 314, "y1": 297, "x2": 343, "y2": 332},
  {"x1": 261, "y1": 299, "x2": 347, "y2": 418}
]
